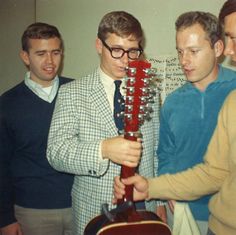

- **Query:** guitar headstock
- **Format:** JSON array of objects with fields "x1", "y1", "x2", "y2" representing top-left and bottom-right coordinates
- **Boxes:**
[{"x1": 123, "y1": 60, "x2": 157, "y2": 140}]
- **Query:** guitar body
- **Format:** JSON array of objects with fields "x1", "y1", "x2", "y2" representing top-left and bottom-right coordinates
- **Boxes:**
[
  {"x1": 98, "y1": 221, "x2": 171, "y2": 235},
  {"x1": 85, "y1": 210, "x2": 171, "y2": 235},
  {"x1": 84, "y1": 60, "x2": 171, "y2": 235}
]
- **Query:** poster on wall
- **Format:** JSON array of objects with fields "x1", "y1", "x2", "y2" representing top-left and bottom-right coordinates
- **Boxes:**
[{"x1": 147, "y1": 55, "x2": 186, "y2": 105}]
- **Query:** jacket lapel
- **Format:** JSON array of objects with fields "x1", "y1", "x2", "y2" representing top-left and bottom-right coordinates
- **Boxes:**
[{"x1": 90, "y1": 72, "x2": 118, "y2": 136}]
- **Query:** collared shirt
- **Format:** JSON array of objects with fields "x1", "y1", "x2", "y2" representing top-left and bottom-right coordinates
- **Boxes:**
[
  {"x1": 99, "y1": 66, "x2": 125, "y2": 112},
  {"x1": 99, "y1": 67, "x2": 115, "y2": 112},
  {"x1": 98, "y1": 66, "x2": 125, "y2": 161},
  {"x1": 24, "y1": 71, "x2": 59, "y2": 103}
]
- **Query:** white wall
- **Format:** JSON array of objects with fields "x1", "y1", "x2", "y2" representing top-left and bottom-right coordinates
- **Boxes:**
[
  {"x1": 1, "y1": 0, "x2": 232, "y2": 94},
  {"x1": 36, "y1": 0, "x2": 230, "y2": 80},
  {"x1": 0, "y1": 0, "x2": 35, "y2": 95}
]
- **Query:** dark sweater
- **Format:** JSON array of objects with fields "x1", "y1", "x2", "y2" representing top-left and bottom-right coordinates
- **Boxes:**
[{"x1": 0, "y1": 77, "x2": 74, "y2": 227}]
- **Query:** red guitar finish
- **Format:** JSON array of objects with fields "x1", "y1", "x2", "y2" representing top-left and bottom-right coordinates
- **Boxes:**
[{"x1": 84, "y1": 60, "x2": 171, "y2": 235}]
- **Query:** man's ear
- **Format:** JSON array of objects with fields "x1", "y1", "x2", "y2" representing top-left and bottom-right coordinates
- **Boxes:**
[
  {"x1": 214, "y1": 39, "x2": 224, "y2": 58},
  {"x1": 95, "y1": 37, "x2": 103, "y2": 55},
  {"x1": 20, "y1": 50, "x2": 30, "y2": 66}
]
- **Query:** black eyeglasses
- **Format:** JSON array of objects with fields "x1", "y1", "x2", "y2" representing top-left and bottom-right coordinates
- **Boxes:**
[{"x1": 100, "y1": 38, "x2": 143, "y2": 60}]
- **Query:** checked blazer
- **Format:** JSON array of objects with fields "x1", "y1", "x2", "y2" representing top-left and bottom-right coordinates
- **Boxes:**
[{"x1": 47, "y1": 68, "x2": 160, "y2": 235}]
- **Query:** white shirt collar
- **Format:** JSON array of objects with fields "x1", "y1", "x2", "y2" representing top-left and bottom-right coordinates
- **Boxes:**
[{"x1": 24, "y1": 71, "x2": 59, "y2": 103}]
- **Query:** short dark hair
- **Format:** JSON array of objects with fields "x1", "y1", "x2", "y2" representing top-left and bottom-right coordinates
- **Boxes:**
[
  {"x1": 219, "y1": 0, "x2": 236, "y2": 25},
  {"x1": 175, "y1": 11, "x2": 222, "y2": 48},
  {"x1": 21, "y1": 22, "x2": 62, "y2": 52},
  {"x1": 97, "y1": 11, "x2": 143, "y2": 44}
]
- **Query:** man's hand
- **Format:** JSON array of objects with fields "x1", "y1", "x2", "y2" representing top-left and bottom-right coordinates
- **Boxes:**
[
  {"x1": 0, "y1": 222, "x2": 23, "y2": 235},
  {"x1": 156, "y1": 205, "x2": 167, "y2": 223},
  {"x1": 102, "y1": 136, "x2": 142, "y2": 167},
  {"x1": 113, "y1": 174, "x2": 149, "y2": 203}
]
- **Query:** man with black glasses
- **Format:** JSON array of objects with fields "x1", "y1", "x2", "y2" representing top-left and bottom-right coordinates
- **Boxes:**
[{"x1": 47, "y1": 11, "x2": 161, "y2": 235}]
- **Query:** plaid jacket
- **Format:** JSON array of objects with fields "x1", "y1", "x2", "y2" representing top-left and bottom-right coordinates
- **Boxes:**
[{"x1": 47, "y1": 68, "x2": 160, "y2": 235}]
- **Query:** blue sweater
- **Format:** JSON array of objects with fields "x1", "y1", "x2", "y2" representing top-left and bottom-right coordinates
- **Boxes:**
[
  {"x1": 157, "y1": 65, "x2": 236, "y2": 220},
  {"x1": 0, "y1": 77, "x2": 74, "y2": 227}
]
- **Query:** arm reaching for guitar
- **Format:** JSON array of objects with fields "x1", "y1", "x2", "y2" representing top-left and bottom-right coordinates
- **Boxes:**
[
  {"x1": 102, "y1": 136, "x2": 142, "y2": 168},
  {"x1": 114, "y1": 158, "x2": 224, "y2": 203},
  {"x1": 113, "y1": 175, "x2": 168, "y2": 222}
]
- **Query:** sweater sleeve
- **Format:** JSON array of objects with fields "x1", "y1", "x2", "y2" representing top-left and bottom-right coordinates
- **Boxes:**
[
  {"x1": 157, "y1": 104, "x2": 176, "y2": 175},
  {"x1": 148, "y1": 90, "x2": 233, "y2": 201},
  {"x1": 0, "y1": 98, "x2": 17, "y2": 227}
]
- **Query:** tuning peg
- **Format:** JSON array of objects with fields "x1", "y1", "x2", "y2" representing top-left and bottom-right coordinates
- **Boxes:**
[
  {"x1": 144, "y1": 112, "x2": 152, "y2": 121},
  {"x1": 145, "y1": 105, "x2": 153, "y2": 114},
  {"x1": 126, "y1": 96, "x2": 134, "y2": 104},
  {"x1": 138, "y1": 114, "x2": 145, "y2": 122},
  {"x1": 149, "y1": 76, "x2": 161, "y2": 89},
  {"x1": 126, "y1": 131, "x2": 142, "y2": 138},
  {"x1": 117, "y1": 111, "x2": 124, "y2": 119},
  {"x1": 150, "y1": 68, "x2": 157, "y2": 76},
  {"x1": 146, "y1": 103, "x2": 153, "y2": 112},
  {"x1": 143, "y1": 68, "x2": 157, "y2": 76},
  {"x1": 148, "y1": 88, "x2": 157, "y2": 96},
  {"x1": 126, "y1": 86, "x2": 135, "y2": 94},
  {"x1": 127, "y1": 77, "x2": 136, "y2": 85},
  {"x1": 125, "y1": 113, "x2": 132, "y2": 120},
  {"x1": 139, "y1": 105, "x2": 146, "y2": 112},
  {"x1": 125, "y1": 104, "x2": 133, "y2": 113},
  {"x1": 140, "y1": 87, "x2": 149, "y2": 95},
  {"x1": 139, "y1": 104, "x2": 153, "y2": 114},
  {"x1": 147, "y1": 96, "x2": 155, "y2": 104},
  {"x1": 126, "y1": 67, "x2": 136, "y2": 76},
  {"x1": 142, "y1": 78, "x2": 150, "y2": 86},
  {"x1": 140, "y1": 96, "x2": 148, "y2": 103}
]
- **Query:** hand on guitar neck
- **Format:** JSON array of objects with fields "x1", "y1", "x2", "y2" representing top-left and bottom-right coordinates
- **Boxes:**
[
  {"x1": 113, "y1": 175, "x2": 168, "y2": 224},
  {"x1": 113, "y1": 174, "x2": 149, "y2": 203},
  {"x1": 101, "y1": 135, "x2": 143, "y2": 168}
]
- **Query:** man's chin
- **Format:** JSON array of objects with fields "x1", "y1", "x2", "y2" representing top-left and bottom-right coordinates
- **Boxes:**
[
  {"x1": 44, "y1": 74, "x2": 57, "y2": 80},
  {"x1": 116, "y1": 71, "x2": 127, "y2": 79}
]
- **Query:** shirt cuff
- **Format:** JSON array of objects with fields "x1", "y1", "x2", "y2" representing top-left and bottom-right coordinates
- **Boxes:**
[{"x1": 99, "y1": 140, "x2": 108, "y2": 163}]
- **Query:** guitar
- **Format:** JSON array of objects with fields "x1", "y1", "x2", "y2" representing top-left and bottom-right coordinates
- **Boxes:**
[{"x1": 84, "y1": 60, "x2": 171, "y2": 235}]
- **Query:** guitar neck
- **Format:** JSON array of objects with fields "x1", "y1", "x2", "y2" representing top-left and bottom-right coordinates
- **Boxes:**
[
  {"x1": 120, "y1": 133, "x2": 137, "y2": 202},
  {"x1": 118, "y1": 60, "x2": 154, "y2": 204}
]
